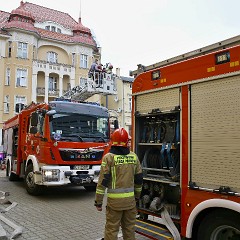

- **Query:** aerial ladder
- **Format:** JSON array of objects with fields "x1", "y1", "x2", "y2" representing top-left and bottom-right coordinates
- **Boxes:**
[{"x1": 60, "y1": 71, "x2": 117, "y2": 101}]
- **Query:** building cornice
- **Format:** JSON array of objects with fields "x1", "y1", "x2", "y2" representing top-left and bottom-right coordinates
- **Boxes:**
[
  {"x1": 3, "y1": 27, "x2": 40, "y2": 39},
  {"x1": 0, "y1": 32, "x2": 10, "y2": 38}
]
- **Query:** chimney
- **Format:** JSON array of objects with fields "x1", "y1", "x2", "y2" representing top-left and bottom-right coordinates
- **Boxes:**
[{"x1": 116, "y1": 68, "x2": 120, "y2": 77}]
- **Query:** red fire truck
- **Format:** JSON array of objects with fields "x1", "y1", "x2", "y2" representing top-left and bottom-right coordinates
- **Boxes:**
[
  {"x1": 3, "y1": 100, "x2": 114, "y2": 195},
  {"x1": 131, "y1": 35, "x2": 240, "y2": 239}
]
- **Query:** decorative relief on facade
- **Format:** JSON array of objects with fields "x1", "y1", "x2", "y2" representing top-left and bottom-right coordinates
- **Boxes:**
[
  {"x1": 12, "y1": 32, "x2": 36, "y2": 45},
  {"x1": 77, "y1": 46, "x2": 92, "y2": 56},
  {"x1": 38, "y1": 40, "x2": 77, "y2": 55}
]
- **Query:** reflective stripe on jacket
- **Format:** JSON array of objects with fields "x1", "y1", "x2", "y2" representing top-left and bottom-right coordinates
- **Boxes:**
[{"x1": 95, "y1": 151, "x2": 143, "y2": 210}]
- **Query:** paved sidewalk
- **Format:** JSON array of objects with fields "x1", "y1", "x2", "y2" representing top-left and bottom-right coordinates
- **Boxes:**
[
  {"x1": 0, "y1": 170, "x2": 149, "y2": 240},
  {"x1": 0, "y1": 169, "x2": 6, "y2": 178}
]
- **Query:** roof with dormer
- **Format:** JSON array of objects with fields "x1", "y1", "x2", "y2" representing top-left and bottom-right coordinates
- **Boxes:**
[
  {"x1": 37, "y1": 28, "x2": 95, "y2": 45},
  {"x1": 24, "y1": 2, "x2": 76, "y2": 29},
  {"x1": 0, "y1": 1, "x2": 97, "y2": 47}
]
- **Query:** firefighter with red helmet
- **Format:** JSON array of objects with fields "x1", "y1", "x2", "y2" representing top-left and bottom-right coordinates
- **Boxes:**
[{"x1": 95, "y1": 128, "x2": 143, "y2": 240}]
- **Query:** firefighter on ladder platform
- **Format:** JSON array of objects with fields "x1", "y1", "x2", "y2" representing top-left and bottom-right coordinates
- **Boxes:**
[
  {"x1": 94, "y1": 128, "x2": 143, "y2": 240},
  {"x1": 89, "y1": 59, "x2": 103, "y2": 86}
]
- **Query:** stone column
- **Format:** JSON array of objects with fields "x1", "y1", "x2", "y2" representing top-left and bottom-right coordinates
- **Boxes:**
[
  {"x1": 44, "y1": 74, "x2": 49, "y2": 103},
  {"x1": 31, "y1": 73, "x2": 37, "y2": 103},
  {"x1": 59, "y1": 75, "x2": 63, "y2": 97}
]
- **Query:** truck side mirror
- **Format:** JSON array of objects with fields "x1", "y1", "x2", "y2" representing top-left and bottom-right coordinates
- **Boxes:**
[
  {"x1": 46, "y1": 110, "x2": 56, "y2": 116},
  {"x1": 31, "y1": 112, "x2": 38, "y2": 126}
]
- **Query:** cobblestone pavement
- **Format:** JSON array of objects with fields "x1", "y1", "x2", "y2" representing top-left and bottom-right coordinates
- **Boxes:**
[{"x1": 0, "y1": 170, "x2": 149, "y2": 240}]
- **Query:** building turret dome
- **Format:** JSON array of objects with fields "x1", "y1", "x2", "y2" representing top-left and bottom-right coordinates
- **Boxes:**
[
  {"x1": 73, "y1": 18, "x2": 91, "y2": 35},
  {"x1": 9, "y1": 1, "x2": 35, "y2": 23}
]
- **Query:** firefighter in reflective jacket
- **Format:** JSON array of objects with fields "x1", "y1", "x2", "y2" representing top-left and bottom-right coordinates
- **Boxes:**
[{"x1": 94, "y1": 128, "x2": 143, "y2": 240}]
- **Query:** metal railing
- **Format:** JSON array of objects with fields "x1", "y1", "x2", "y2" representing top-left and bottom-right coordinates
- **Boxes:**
[
  {"x1": 36, "y1": 87, "x2": 60, "y2": 96},
  {"x1": 33, "y1": 60, "x2": 74, "y2": 74}
]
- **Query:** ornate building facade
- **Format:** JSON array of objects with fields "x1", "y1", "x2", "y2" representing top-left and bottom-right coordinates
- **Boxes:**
[
  {"x1": 0, "y1": 1, "x2": 134, "y2": 148},
  {"x1": 0, "y1": 1, "x2": 101, "y2": 145}
]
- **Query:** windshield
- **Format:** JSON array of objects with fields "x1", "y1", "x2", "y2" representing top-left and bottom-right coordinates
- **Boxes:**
[{"x1": 50, "y1": 113, "x2": 109, "y2": 142}]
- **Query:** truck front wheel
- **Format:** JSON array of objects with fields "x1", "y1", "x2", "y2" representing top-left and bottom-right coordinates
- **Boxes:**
[
  {"x1": 197, "y1": 209, "x2": 240, "y2": 240},
  {"x1": 25, "y1": 164, "x2": 43, "y2": 195}
]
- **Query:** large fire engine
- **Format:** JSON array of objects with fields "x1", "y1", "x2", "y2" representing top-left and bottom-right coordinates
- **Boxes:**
[
  {"x1": 131, "y1": 35, "x2": 240, "y2": 239},
  {"x1": 3, "y1": 72, "x2": 117, "y2": 195}
]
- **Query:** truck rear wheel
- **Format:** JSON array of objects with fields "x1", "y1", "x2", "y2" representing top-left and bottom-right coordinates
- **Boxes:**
[
  {"x1": 25, "y1": 164, "x2": 43, "y2": 195},
  {"x1": 197, "y1": 209, "x2": 240, "y2": 240},
  {"x1": 6, "y1": 161, "x2": 19, "y2": 181}
]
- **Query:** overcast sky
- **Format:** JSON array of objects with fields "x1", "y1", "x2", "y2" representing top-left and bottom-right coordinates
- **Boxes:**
[{"x1": 1, "y1": 0, "x2": 239, "y2": 76}]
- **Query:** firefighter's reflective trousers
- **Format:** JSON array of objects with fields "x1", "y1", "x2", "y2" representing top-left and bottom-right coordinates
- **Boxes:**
[{"x1": 104, "y1": 205, "x2": 137, "y2": 240}]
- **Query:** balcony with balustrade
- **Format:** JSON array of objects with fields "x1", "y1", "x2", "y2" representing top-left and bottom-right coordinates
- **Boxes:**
[{"x1": 33, "y1": 59, "x2": 75, "y2": 76}]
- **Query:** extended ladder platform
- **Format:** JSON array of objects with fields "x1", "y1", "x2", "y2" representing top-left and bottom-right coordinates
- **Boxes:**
[
  {"x1": 61, "y1": 72, "x2": 117, "y2": 101},
  {"x1": 135, "y1": 219, "x2": 173, "y2": 240}
]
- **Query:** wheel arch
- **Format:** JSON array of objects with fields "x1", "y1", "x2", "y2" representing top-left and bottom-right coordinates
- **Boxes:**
[
  {"x1": 186, "y1": 198, "x2": 240, "y2": 238},
  {"x1": 26, "y1": 155, "x2": 40, "y2": 172}
]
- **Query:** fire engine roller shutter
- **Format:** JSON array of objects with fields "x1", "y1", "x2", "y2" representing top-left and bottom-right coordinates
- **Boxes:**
[
  {"x1": 190, "y1": 75, "x2": 240, "y2": 193},
  {"x1": 135, "y1": 88, "x2": 180, "y2": 113}
]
